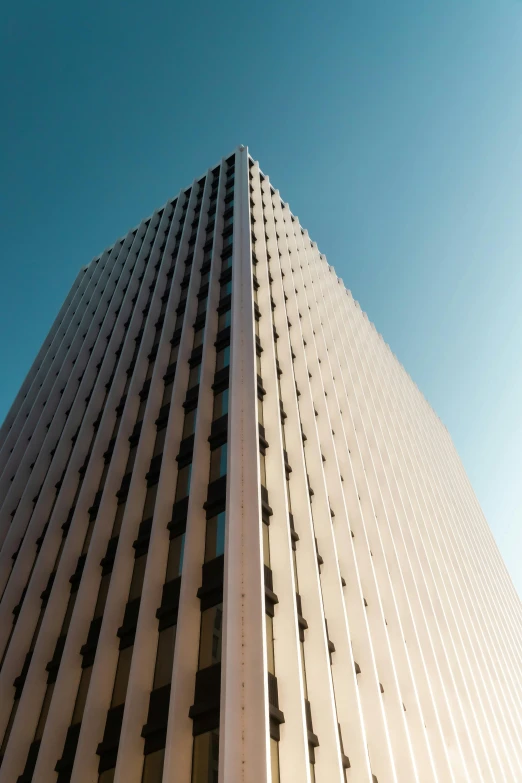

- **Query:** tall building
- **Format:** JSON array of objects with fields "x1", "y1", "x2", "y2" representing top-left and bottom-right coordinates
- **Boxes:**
[{"x1": 0, "y1": 145, "x2": 520, "y2": 783}]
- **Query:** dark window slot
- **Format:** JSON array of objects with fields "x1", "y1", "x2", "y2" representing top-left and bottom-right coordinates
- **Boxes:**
[
  {"x1": 133, "y1": 518, "x2": 153, "y2": 557},
  {"x1": 177, "y1": 434, "x2": 195, "y2": 466},
  {"x1": 189, "y1": 345, "x2": 203, "y2": 366},
  {"x1": 101, "y1": 536, "x2": 119, "y2": 574},
  {"x1": 305, "y1": 699, "x2": 319, "y2": 749},
  {"x1": 117, "y1": 597, "x2": 141, "y2": 649},
  {"x1": 80, "y1": 616, "x2": 103, "y2": 667},
  {"x1": 197, "y1": 555, "x2": 224, "y2": 610},
  {"x1": 214, "y1": 327, "x2": 231, "y2": 351},
  {"x1": 140, "y1": 378, "x2": 151, "y2": 400},
  {"x1": 141, "y1": 684, "x2": 171, "y2": 755},
  {"x1": 88, "y1": 489, "x2": 103, "y2": 520},
  {"x1": 208, "y1": 415, "x2": 228, "y2": 449},
  {"x1": 96, "y1": 704, "x2": 125, "y2": 773},
  {"x1": 170, "y1": 495, "x2": 190, "y2": 526},
  {"x1": 264, "y1": 565, "x2": 279, "y2": 617},
  {"x1": 189, "y1": 663, "x2": 221, "y2": 736},
  {"x1": 128, "y1": 421, "x2": 143, "y2": 445},
  {"x1": 17, "y1": 739, "x2": 41, "y2": 783},
  {"x1": 41, "y1": 570, "x2": 57, "y2": 602},
  {"x1": 55, "y1": 722, "x2": 81, "y2": 779},
  {"x1": 204, "y1": 476, "x2": 227, "y2": 519},
  {"x1": 13, "y1": 651, "x2": 33, "y2": 698},
  {"x1": 45, "y1": 634, "x2": 67, "y2": 684},
  {"x1": 296, "y1": 593, "x2": 308, "y2": 641},
  {"x1": 156, "y1": 576, "x2": 182, "y2": 631},
  {"x1": 268, "y1": 672, "x2": 285, "y2": 741},
  {"x1": 212, "y1": 367, "x2": 230, "y2": 393},
  {"x1": 258, "y1": 424, "x2": 268, "y2": 454},
  {"x1": 260, "y1": 485, "x2": 273, "y2": 522},
  {"x1": 155, "y1": 403, "x2": 171, "y2": 428},
  {"x1": 217, "y1": 293, "x2": 232, "y2": 313},
  {"x1": 146, "y1": 454, "x2": 163, "y2": 485},
  {"x1": 184, "y1": 384, "x2": 200, "y2": 407}
]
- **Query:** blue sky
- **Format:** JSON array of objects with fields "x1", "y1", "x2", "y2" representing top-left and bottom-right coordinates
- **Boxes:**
[{"x1": 1, "y1": 0, "x2": 521, "y2": 595}]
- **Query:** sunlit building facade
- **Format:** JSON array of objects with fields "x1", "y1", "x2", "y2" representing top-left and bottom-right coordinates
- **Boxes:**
[{"x1": 0, "y1": 146, "x2": 521, "y2": 783}]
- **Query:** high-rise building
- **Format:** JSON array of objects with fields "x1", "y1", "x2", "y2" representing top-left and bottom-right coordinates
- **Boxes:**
[{"x1": 0, "y1": 145, "x2": 520, "y2": 783}]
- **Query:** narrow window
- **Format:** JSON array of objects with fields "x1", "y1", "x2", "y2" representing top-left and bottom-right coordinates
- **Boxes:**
[
  {"x1": 191, "y1": 730, "x2": 219, "y2": 783},
  {"x1": 262, "y1": 523, "x2": 270, "y2": 568},
  {"x1": 94, "y1": 573, "x2": 111, "y2": 618},
  {"x1": 209, "y1": 444, "x2": 227, "y2": 482},
  {"x1": 182, "y1": 408, "x2": 197, "y2": 438},
  {"x1": 111, "y1": 646, "x2": 133, "y2": 707},
  {"x1": 270, "y1": 738, "x2": 280, "y2": 783},
  {"x1": 175, "y1": 463, "x2": 192, "y2": 501},
  {"x1": 193, "y1": 328, "x2": 204, "y2": 348},
  {"x1": 188, "y1": 363, "x2": 201, "y2": 388},
  {"x1": 72, "y1": 666, "x2": 92, "y2": 724},
  {"x1": 166, "y1": 533, "x2": 185, "y2": 580},
  {"x1": 198, "y1": 605, "x2": 223, "y2": 668},
  {"x1": 161, "y1": 380, "x2": 174, "y2": 406},
  {"x1": 136, "y1": 397, "x2": 147, "y2": 421},
  {"x1": 212, "y1": 389, "x2": 229, "y2": 420},
  {"x1": 204, "y1": 512, "x2": 226, "y2": 561},
  {"x1": 142, "y1": 748, "x2": 165, "y2": 783},
  {"x1": 221, "y1": 279, "x2": 232, "y2": 296},
  {"x1": 128, "y1": 555, "x2": 147, "y2": 601},
  {"x1": 169, "y1": 343, "x2": 180, "y2": 364},
  {"x1": 34, "y1": 682, "x2": 55, "y2": 740},
  {"x1": 142, "y1": 484, "x2": 158, "y2": 520},
  {"x1": 215, "y1": 347, "x2": 230, "y2": 372},
  {"x1": 259, "y1": 453, "x2": 267, "y2": 486},
  {"x1": 112, "y1": 501, "x2": 127, "y2": 537},
  {"x1": 126, "y1": 444, "x2": 138, "y2": 473},
  {"x1": 265, "y1": 615, "x2": 275, "y2": 675},
  {"x1": 217, "y1": 309, "x2": 231, "y2": 331},
  {"x1": 153, "y1": 626, "x2": 177, "y2": 689},
  {"x1": 153, "y1": 426, "x2": 167, "y2": 457}
]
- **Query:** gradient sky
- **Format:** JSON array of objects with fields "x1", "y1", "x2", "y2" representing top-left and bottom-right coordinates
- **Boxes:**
[{"x1": 1, "y1": 0, "x2": 521, "y2": 595}]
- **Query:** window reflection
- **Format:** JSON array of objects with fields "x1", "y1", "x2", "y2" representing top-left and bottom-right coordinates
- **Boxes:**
[
  {"x1": 142, "y1": 484, "x2": 158, "y2": 520},
  {"x1": 191, "y1": 729, "x2": 219, "y2": 783},
  {"x1": 72, "y1": 667, "x2": 92, "y2": 724},
  {"x1": 182, "y1": 408, "x2": 197, "y2": 438},
  {"x1": 153, "y1": 626, "x2": 177, "y2": 689},
  {"x1": 209, "y1": 444, "x2": 227, "y2": 482},
  {"x1": 270, "y1": 738, "x2": 280, "y2": 783},
  {"x1": 217, "y1": 309, "x2": 231, "y2": 331},
  {"x1": 198, "y1": 605, "x2": 223, "y2": 669},
  {"x1": 204, "y1": 512, "x2": 226, "y2": 562},
  {"x1": 188, "y1": 363, "x2": 201, "y2": 388},
  {"x1": 215, "y1": 347, "x2": 230, "y2": 372},
  {"x1": 142, "y1": 747, "x2": 165, "y2": 783},
  {"x1": 166, "y1": 533, "x2": 185, "y2": 580},
  {"x1": 175, "y1": 464, "x2": 192, "y2": 501},
  {"x1": 265, "y1": 615, "x2": 275, "y2": 675},
  {"x1": 212, "y1": 389, "x2": 228, "y2": 420},
  {"x1": 128, "y1": 555, "x2": 146, "y2": 601},
  {"x1": 111, "y1": 645, "x2": 133, "y2": 707}
]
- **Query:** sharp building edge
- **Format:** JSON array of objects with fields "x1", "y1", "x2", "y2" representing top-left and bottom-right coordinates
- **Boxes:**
[{"x1": 0, "y1": 146, "x2": 520, "y2": 783}]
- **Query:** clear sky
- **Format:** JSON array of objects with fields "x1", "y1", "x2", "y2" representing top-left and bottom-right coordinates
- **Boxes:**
[{"x1": 1, "y1": 0, "x2": 521, "y2": 596}]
